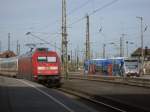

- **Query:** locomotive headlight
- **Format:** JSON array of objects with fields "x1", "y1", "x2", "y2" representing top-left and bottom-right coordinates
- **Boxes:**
[
  {"x1": 50, "y1": 66, "x2": 58, "y2": 70},
  {"x1": 38, "y1": 66, "x2": 58, "y2": 70},
  {"x1": 38, "y1": 66, "x2": 46, "y2": 70}
]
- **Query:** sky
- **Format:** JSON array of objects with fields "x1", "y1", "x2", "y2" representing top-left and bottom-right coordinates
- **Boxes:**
[{"x1": 0, "y1": 0, "x2": 150, "y2": 58}]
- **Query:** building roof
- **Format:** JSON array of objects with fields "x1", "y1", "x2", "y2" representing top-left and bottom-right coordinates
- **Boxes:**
[
  {"x1": 131, "y1": 47, "x2": 150, "y2": 57},
  {"x1": 0, "y1": 50, "x2": 16, "y2": 58}
]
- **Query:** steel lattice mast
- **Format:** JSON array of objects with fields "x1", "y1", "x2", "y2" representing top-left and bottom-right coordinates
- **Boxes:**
[
  {"x1": 62, "y1": 0, "x2": 68, "y2": 79},
  {"x1": 85, "y1": 14, "x2": 90, "y2": 60}
]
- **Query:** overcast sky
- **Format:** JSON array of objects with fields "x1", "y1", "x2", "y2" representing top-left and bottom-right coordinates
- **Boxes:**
[{"x1": 0, "y1": 0, "x2": 150, "y2": 58}]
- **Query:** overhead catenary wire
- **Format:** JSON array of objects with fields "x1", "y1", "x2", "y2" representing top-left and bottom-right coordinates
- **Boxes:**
[
  {"x1": 29, "y1": 0, "x2": 118, "y2": 36},
  {"x1": 35, "y1": 0, "x2": 92, "y2": 31},
  {"x1": 69, "y1": 0, "x2": 119, "y2": 26},
  {"x1": 26, "y1": 0, "x2": 92, "y2": 51},
  {"x1": 67, "y1": 0, "x2": 91, "y2": 15},
  {"x1": 26, "y1": 32, "x2": 61, "y2": 51},
  {"x1": 89, "y1": 0, "x2": 119, "y2": 16},
  {"x1": 26, "y1": 0, "x2": 119, "y2": 51}
]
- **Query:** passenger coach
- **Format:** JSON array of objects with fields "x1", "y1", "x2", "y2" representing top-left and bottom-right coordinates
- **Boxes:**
[{"x1": 0, "y1": 57, "x2": 18, "y2": 77}]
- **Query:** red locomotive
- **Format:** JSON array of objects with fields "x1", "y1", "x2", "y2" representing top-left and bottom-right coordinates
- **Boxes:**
[{"x1": 0, "y1": 48, "x2": 61, "y2": 87}]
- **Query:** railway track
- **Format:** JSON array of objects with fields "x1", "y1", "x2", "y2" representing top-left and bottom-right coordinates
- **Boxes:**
[
  {"x1": 58, "y1": 88, "x2": 149, "y2": 112},
  {"x1": 1, "y1": 76, "x2": 149, "y2": 112}
]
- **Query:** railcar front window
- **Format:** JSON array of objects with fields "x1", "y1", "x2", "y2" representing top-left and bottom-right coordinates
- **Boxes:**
[{"x1": 124, "y1": 61, "x2": 138, "y2": 70}]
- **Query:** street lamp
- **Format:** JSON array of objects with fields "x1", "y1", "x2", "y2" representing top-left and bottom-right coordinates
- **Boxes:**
[
  {"x1": 136, "y1": 16, "x2": 144, "y2": 57},
  {"x1": 126, "y1": 41, "x2": 134, "y2": 57},
  {"x1": 103, "y1": 42, "x2": 117, "y2": 58},
  {"x1": 103, "y1": 43, "x2": 106, "y2": 58},
  {"x1": 26, "y1": 32, "x2": 31, "y2": 35},
  {"x1": 0, "y1": 40, "x2": 1, "y2": 52},
  {"x1": 109, "y1": 42, "x2": 120, "y2": 57},
  {"x1": 136, "y1": 16, "x2": 144, "y2": 75}
]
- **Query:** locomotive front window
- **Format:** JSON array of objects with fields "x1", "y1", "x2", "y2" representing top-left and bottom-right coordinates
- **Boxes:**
[
  {"x1": 47, "y1": 57, "x2": 56, "y2": 62},
  {"x1": 38, "y1": 57, "x2": 47, "y2": 62},
  {"x1": 37, "y1": 56, "x2": 56, "y2": 62}
]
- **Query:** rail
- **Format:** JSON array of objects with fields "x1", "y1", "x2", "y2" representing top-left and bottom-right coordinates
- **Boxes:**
[
  {"x1": 61, "y1": 73, "x2": 150, "y2": 88},
  {"x1": 59, "y1": 88, "x2": 147, "y2": 112}
]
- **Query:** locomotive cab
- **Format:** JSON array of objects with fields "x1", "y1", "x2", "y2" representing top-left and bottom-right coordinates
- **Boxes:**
[
  {"x1": 32, "y1": 48, "x2": 61, "y2": 86},
  {"x1": 18, "y1": 48, "x2": 61, "y2": 87}
]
